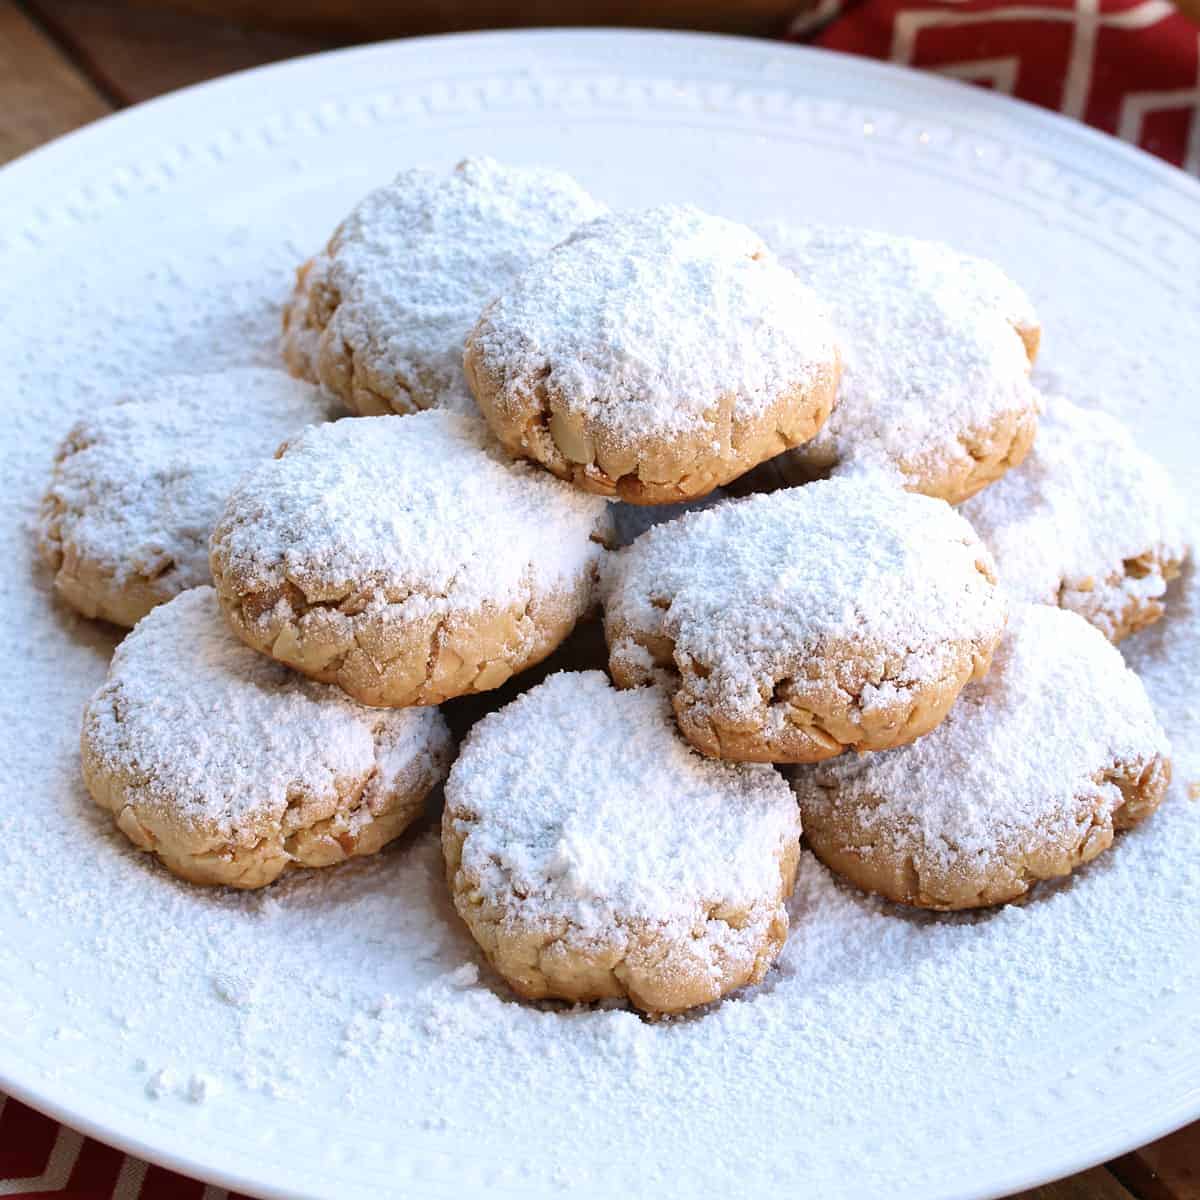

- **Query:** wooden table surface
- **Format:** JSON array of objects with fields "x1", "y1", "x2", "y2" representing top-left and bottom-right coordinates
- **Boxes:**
[{"x1": 1, "y1": 3, "x2": 1197, "y2": 1197}]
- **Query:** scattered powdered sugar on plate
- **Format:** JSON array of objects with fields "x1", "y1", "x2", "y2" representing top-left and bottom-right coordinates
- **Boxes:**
[
  {"x1": 0, "y1": 123, "x2": 1198, "y2": 1200},
  {"x1": 82, "y1": 587, "x2": 451, "y2": 841},
  {"x1": 211, "y1": 409, "x2": 612, "y2": 612},
  {"x1": 37, "y1": 368, "x2": 334, "y2": 621},
  {"x1": 961, "y1": 394, "x2": 1190, "y2": 639},
  {"x1": 793, "y1": 604, "x2": 1169, "y2": 878},
  {"x1": 285, "y1": 156, "x2": 606, "y2": 414},
  {"x1": 604, "y1": 477, "x2": 1005, "y2": 725},
  {"x1": 468, "y1": 205, "x2": 839, "y2": 441},
  {"x1": 446, "y1": 671, "x2": 797, "y2": 931},
  {"x1": 762, "y1": 223, "x2": 1038, "y2": 489}
]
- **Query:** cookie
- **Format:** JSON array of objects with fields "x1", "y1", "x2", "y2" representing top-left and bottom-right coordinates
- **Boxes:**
[
  {"x1": 38, "y1": 368, "x2": 335, "y2": 628},
  {"x1": 282, "y1": 156, "x2": 605, "y2": 415},
  {"x1": 793, "y1": 604, "x2": 1171, "y2": 910},
  {"x1": 210, "y1": 410, "x2": 613, "y2": 708},
  {"x1": 442, "y1": 671, "x2": 801, "y2": 1014},
  {"x1": 464, "y1": 205, "x2": 841, "y2": 504},
  {"x1": 81, "y1": 588, "x2": 453, "y2": 889},
  {"x1": 603, "y1": 477, "x2": 1007, "y2": 762},
  {"x1": 961, "y1": 395, "x2": 1189, "y2": 642},
  {"x1": 748, "y1": 226, "x2": 1040, "y2": 505}
]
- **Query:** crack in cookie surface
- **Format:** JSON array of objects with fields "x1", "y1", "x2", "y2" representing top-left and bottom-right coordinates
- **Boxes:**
[{"x1": 216, "y1": 564, "x2": 600, "y2": 708}]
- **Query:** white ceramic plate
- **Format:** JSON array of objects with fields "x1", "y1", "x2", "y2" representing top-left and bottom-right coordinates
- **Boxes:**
[{"x1": 2, "y1": 29, "x2": 1199, "y2": 1200}]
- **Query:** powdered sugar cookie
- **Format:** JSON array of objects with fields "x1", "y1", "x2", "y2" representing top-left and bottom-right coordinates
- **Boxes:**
[
  {"x1": 751, "y1": 226, "x2": 1040, "y2": 505},
  {"x1": 443, "y1": 671, "x2": 801, "y2": 1013},
  {"x1": 961, "y1": 396, "x2": 1189, "y2": 642},
  {"x1": 465, "y1": 205, "x2": 841, "y2": 504},
  {"x1": 210, "y1": 411, "x2": 613, "y2": 708},
  {"x1": 793, "y1": 604, "x2": 1171, "y2": 910},
  {"x1": 604, "y1": 477, "x2": 1006, "y2": 763},
  {"x1": 82, "y1": 588, "x2": 453, "y2": 889},
  {"x1": 282, "y1": 157, "x2": 605, "y2": 415},
  {"x1": 38, "y1": 368, "x2": 335, "y2": 628}
]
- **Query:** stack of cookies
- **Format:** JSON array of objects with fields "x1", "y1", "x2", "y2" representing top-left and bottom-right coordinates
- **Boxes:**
[{"x1": 43, "y1": 157, "x2": 1188, "y2": 1015}]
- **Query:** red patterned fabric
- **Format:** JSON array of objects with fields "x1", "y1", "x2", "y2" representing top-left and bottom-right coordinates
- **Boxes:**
[
  {"x1": 0, "y1": 1095, "x2": 255, "y2": 1199},
  {"x1": 792, "y1": 0, "x2": 1200, "y2": 172}
]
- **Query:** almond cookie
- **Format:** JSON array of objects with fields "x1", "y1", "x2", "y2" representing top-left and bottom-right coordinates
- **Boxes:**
[
  {"x1": 961, "y1": 395, "x2": 1189, "y2": 642},
  {"x1": 38, "y1": 368, "x2": 335, "y2": 628},
  {"x1": 282, "y1": 156, "x2": 605, "y2": 415},
  {"x1": 465, "y1": 205, "x2": 841, "y2": 504},
  {"x1": 748, "y1": 226, "x2": 1040, "y2": 505},
  {"x1": 210, "y1": 411, "x2": 613, "y2": 708},
  {"x1": 603, "y1": 477, "x2": 1006, "y2": 763},
  {"x1": 793, "y1": 604, "x2": 1171, "y2": 910},
  {"x1": 442, "y1": 671, "x2": 801, "y2": 1014},
  {"x1": 81, "y1": 588, "x2": 453, "y2": 889}
]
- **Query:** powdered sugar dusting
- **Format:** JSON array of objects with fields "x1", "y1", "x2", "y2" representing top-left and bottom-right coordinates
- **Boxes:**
[
  {"x1": 794, "y1": 604, "x2": 1170, "y2": 874},
  {"x1": 469, "y1": 205, "x2": 839, "y2": 442},
  {"x1": 38, "y1": 368, "x2": 334, "y2": 608},
  {"x1": 290, "y1": 156, "x2": 606, "y2": 412},
  {"x1": 764, "y1": 224, "x2": 1037, "y2": 485},
  {"x1": 210, "y1": 410, "x2": 612, "y2": 612},
  {"x1": 961, "y1": 395, "x2": 1190, "y2": 635},
  {"x1": 82, "y1": 587, "x2": 451, "y2": 838},
  {"x1": 604, "y1": 477, "x2": 1005, "y2": 724},
  {"x1": 446, "y1": 671, "x2": 798, "y2": 930}
]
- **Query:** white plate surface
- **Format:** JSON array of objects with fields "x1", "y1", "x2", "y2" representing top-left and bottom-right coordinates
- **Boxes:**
[{"x1": 1, "y1": 29, "x2": 1199, "y2": 1200}]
